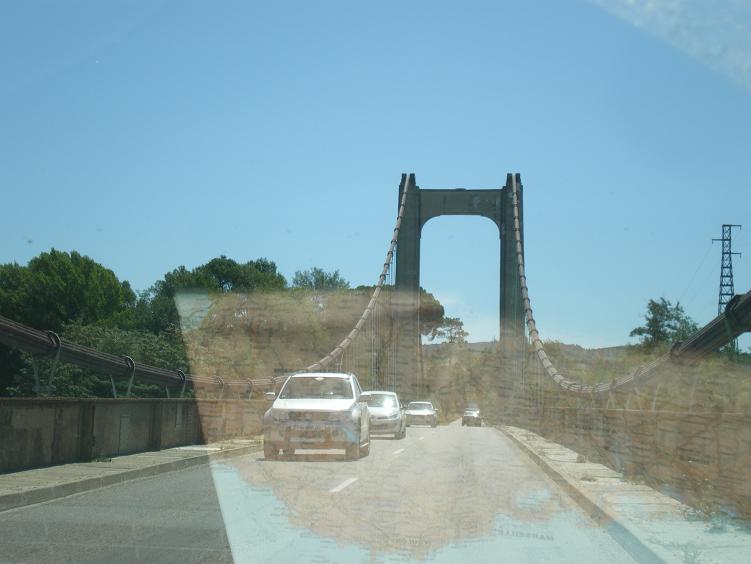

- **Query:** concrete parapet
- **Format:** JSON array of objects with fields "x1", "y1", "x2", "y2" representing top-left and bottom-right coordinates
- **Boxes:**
[
  {"x1": 0, "y1": 398, "x2": 268, "y2": 474},
  {"x1": 505, "y1": 406, "x2": 751, "y2": 519}
]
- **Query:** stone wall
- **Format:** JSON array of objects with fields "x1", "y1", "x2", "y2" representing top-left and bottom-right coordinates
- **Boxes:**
[
  {"x1": 0, "y1": 398, "x2": 268, "y2": 473},
  {"x1": 507, "y1": 406, "x2": 751, "y2": 518}
]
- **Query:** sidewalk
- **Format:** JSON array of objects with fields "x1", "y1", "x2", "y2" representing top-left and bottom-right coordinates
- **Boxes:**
[
  {"x1": 501, "y1": 425, "x2": 751, "y2": 563},
  {"x1": 0, "y1": 438, "x2": 262, "y2": 513}
]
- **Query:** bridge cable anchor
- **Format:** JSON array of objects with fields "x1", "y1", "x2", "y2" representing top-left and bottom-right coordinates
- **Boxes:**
[
  {"x1": 46, "y1": 331, "x2": 62, "y2": 392},
  {"x1": 123, "y1": 356, "x2": 136, "y2": 397},
  {"x1": 177, "y1": 369, "x2": 187, "y2": 398}
]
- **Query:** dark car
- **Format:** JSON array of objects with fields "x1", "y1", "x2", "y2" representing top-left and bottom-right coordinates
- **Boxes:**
[{"x1": 462, "y1": 407, "x2": 482, "y2": 427}]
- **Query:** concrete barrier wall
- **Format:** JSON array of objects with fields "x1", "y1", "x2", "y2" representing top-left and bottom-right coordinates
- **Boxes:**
[
  {"x1": 508, "y1": 407, "x2": 751, "y2": 518},
  {"x1": 0, "y1": 398, "x2": 268, "y2": 474}
]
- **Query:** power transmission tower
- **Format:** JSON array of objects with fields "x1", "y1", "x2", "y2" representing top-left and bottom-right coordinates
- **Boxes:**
[{"x1": 712, "y1": 224, "x2": 742, "y2": 353}]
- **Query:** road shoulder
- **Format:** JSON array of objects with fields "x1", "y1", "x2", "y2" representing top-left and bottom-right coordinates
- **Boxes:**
[
  {"x1": 0, "y1": 439, "x2": 262, "y2": 513},
  {"x1": 499, "y1": 425, "x2": 751, "y2": 563}
]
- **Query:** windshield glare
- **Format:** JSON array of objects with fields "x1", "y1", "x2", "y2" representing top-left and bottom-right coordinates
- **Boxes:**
[
  {"x1": 362, "y1": 394, "x2": 397, "y2": 408},
  {"x1": 279, "y1": 377, "x2": 353, "y2": 400}
]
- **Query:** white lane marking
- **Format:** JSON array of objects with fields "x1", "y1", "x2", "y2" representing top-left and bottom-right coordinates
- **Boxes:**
[
  {"x1": 418, "y1": 436, "x2": 425, "y2": 441},
  {"x1": 392, "y1": 448, "x2": 405, "y2": 456},
  {"x1": 329, "y1": 477, "x2": 358, "y2": 493}
]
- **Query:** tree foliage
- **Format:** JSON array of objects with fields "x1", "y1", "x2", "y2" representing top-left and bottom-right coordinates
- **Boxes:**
[
  {"x1": 629, "y1": 297, "x2": 699, "y2": 350},
  {"x1": 5, "y1": 321, "x2": 188, "y2": 398},
  {"x1": 428, "y1": 316, "x2": 469, "y2": 344},
  {"x1": 0, "y1": 249, "x2": 135, "y2": 332},
  {"x1": 292, "y1": 267, "x2": 349, "y2": 291},
  {"x1": 0, "y1": 250, "x2": 137, "y2": 394},
  {"x1": 0, "y1": 251, "x2": 286, "y2": 395},
  {"x1": 137, "y1": 256, "x2": 287, "y2": 333}
]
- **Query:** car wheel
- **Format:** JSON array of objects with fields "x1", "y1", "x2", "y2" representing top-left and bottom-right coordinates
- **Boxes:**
[{"x1": 264, "y1": 443, "x2": 278, "y2": 460}]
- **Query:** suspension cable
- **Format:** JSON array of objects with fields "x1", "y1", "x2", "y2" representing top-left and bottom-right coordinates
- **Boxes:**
[
  {"x1": 509, "y1": 175, "x2": 670, "y2": 395},
  {"x1": 304, "y1": 174, "x2": 412, "y2": 372}
]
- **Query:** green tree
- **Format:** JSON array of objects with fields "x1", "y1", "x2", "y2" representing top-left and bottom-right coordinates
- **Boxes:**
[
  {"x1": 292, "y1": 267, "x2": 349, "y2": 291},
  {"x1": 629, "y1": 297, "x2": 699, "y2": 350},
  {"x1": 428, "y1": 316, "x2": 469, "y2": 344},
  {"x1": 138, "y1": 256, "x2": 287, "y2": 333},
  {"x1": 0, "y1": 249, "x2": 135, "y2": 332},
  {"x1": 0, "y1": 250, "x2": 137, "y2": 395}
]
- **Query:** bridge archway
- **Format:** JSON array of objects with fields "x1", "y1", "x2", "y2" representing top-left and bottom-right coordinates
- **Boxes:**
[{"x1": 393, "y1": 173, "x2": 525, "y2": 398}]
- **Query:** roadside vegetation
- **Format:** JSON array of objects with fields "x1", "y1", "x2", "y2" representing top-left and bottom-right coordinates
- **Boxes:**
[
  {"x1": 0, "y1": 250, "x2": 449, "y2": 398},
  {"x1": 421, "y1": 297, "x2": 751, "y2": 421}
]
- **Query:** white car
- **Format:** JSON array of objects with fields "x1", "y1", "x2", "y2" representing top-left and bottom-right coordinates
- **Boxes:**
[
  {"x1": 404, "y1": 401, "x2": 438, "y2": 427},
  {"x1": 361, "y1": 391, "x2": 406, "y2": 439},
  {"x1": 262, "y1": 372, "x2": 370, "y2": 460}
]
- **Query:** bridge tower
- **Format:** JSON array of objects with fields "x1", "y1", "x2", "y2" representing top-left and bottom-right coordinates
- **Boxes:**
[{"x1": 393, "y1": 173, "x2": 526, "y2": 399}]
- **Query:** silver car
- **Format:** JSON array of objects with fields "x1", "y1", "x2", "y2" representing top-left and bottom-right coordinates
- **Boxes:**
[
  {"x1": 262, "y1": 372, "x2": 370, "y2": 460},
  {"x1": 361, "y1": 391, "x2": 406, "y2": 439},
  {"x1": 404, "y1": 401, "x2": 438, "y2": 427}
]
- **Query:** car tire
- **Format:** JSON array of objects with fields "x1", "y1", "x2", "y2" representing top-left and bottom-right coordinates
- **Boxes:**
[{"x1": 264, "y1": 443, "x2": 278, "y2": 460}]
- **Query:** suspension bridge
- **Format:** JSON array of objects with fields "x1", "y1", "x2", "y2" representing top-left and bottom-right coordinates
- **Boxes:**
[
  {"x1": 1, "y1": 172, "x2": 749, "y2": 401},
  {"x1": 2, "y1": 172, "x2": 751, "y2": 533}
]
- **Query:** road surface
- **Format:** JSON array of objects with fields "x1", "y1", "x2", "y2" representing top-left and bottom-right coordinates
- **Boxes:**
[{"x1": 0, "y1": 422, "x2": 637, "y2": 563}]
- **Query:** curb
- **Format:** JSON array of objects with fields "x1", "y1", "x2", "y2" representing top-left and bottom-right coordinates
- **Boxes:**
[
  {"x1": 0, "y1": 444, "x2": 261, "y2": 513},
  {"x1": 496, "y1": 426, "x2": 665, "y2": 564}
]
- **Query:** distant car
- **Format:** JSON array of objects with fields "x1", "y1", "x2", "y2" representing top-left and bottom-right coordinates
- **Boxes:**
[
  {"x1": 462, "y1": 407, "x2": 482, "y2": 427},
  {"x1": 361, "y1": 391, "x2": 406, "y2": 439},
  {"x1": 262, "y1": 372, "x2": 370, "y2": 460},
  {"x1": 404, "y1": 401, "x2": 437, "y2": 427}
]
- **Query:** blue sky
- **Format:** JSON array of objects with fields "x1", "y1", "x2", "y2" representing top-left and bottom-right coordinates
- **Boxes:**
[{"x1": 1, "y1": 0, "x2": 749, "y2": 349}]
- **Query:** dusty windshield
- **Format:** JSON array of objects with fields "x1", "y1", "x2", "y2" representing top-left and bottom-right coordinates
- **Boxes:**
[{"x1": 1, "y1": 2, "x2": 750, "y2": 563}]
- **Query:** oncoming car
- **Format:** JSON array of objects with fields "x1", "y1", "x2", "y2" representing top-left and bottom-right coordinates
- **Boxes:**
[
  {"x1": 361, "y1": 391, "x2": 406, "y2": 439},
  {"x1": 262, "y1": 372, "x2": 370, "y2": 460},
  {"x1": 404, "y1": 401, "x2": 438, "y2": 427}
]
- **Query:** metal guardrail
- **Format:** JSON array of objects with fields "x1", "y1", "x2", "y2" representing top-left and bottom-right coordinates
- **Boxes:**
[{"x1": 0, "y1": 314, "x2": 284, "y2": 395}]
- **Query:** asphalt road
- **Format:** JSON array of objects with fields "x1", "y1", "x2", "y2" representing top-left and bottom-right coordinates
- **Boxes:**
[{"x1": 0, "y1": 422, "x2": 638, "y2": 563}]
